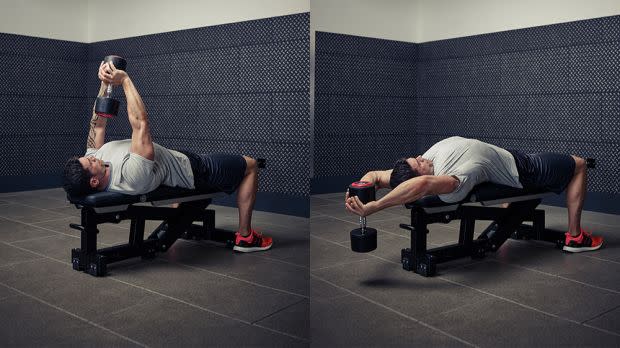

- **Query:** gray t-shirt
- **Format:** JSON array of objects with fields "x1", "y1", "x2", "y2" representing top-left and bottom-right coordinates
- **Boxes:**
[
  {"x1": 85, "y1": 140, "x2": 195, "y2": 194},
  {"x1": 422, "y1": 136, "x2": 521, "y2": 203}
]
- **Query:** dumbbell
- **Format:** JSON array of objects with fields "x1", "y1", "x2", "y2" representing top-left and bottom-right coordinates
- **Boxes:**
[
  {"x1": 95, "y1": 55, "x2": 127, "y2": 118},
  {"x1": 348, "y1": 181, "x2": 377, "y2": 253}
]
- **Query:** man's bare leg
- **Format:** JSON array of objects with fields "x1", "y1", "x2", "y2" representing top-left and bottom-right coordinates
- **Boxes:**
[
  {"x1": 566, "y1": 156, "x2": 587, "y2": 237},
  {"x1": 237, "y1": 156, "x2": 258, "y2": 236}
]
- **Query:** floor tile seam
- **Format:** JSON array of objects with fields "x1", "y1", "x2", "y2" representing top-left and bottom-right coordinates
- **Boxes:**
[
  {"x1": 252, "y1": 322, "x2": 310, "y2": 343},
  {"x1": 490, "y1": 259, "x2": 620, "y2": 295},
  {"x1": 0, "y1": 255, "x2": 47, "y2": 270},
  {"x1": 155, "y1": 256, "x2": 309, "y2": 299},
  {"x1": 0, "y1": 243, "x2": 307, "y2": 342},
  {"x1": 110, "y1": 277, "x2": 308, "y2": 342},
  {"x1": 581, "y1": 304, "x2": 620, "y2": 326},
  {"x1": 503, "y1": 238, "x2": 620, "y2": 265},
  {"x1": 0, "y1": 281, "x2": 149, "y2": 348},
  {"x1": 105, "y1": 296, "x2": 155, "y2": 317},
  {"x1": 428, "y1": 297, "x2": 496, "y2": 317},
  {"x1": 310, "y1": 292, "x2": 353, "y2": 303},
  {"x1": 310, "y1": 274, "x2": 479, "y2": 348},
  {"x1": 251, "y1": 297, "x2": 307, "y2": 325},
  {"x1": 176, "y1": 238, "x2": 310, "y2": 270},
  {"x1": 0, "y1": 215, "x2": 91, "y2": 243},
  {"x1": 31, "y1": 215, "x2": 77, "y2": 225},
  {"x1": 583, "y1": 255, "x2": 620, "y2": 265},
  {"x1": 437, "y1": 276, "x2": 620, "y2": 338},
  {"x1": 7, "y1": 233, "x2": 64, "y2": 245},
  {"x1": 310, "y1": 257, "x2": 375, "y2": 272},
  {"x1": 0, "y1": 201, "x2": 72, "y2": 215}
]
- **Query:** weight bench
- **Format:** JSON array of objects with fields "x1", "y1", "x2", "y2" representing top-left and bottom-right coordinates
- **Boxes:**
[
  {"x1": 400, "y1": 183, "x2": 566, "y2": 277},
  {"x1": 67, "y1": 187, "x2": 235, "y2": 277}
]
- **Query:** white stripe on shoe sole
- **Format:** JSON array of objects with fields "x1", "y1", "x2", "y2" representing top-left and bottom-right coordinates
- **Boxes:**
[
  {"x1": 563, "y1": 244, "x2": 603, "y2": 252},
  {"x1": 233, "y1": 245, "x2": 272, "y2": 252}
]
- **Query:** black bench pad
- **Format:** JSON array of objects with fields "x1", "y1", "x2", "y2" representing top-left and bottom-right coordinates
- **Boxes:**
[
  {"x1": 68, "y1": 186, "x2": 221, "y2": 208},
  {"x1": 406, "y1": 183, "x2": 550, "y2": 209}
]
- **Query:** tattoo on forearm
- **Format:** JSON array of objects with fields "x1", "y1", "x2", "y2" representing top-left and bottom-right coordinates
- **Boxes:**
[{"x1": 87, "y1": 117, "x2": 98, "y2": 149}]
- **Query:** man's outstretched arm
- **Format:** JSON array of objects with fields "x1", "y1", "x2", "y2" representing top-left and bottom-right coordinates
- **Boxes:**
[
  {"x1": 345, "y1": 175, "x2": 459, "y2": 216},
  {"x1": 101, "y1": 62, "x2": 154, "y2": 160},
  {"x1": 360, "y1": 170, "x2": 392, "y2": 189},
  {"x1": 87, "y1": 64, "x2": 110, "y2": 150}
]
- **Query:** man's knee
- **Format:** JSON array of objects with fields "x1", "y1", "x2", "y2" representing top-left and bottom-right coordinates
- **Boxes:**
[
  {"x1": 571, "y1": 155, "x2": 586, "y2": 174},
  {"x1": 243, "y1": 156, "x2": 258, "y2": 175}
]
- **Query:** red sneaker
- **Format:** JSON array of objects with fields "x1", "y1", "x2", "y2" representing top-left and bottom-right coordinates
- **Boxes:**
[
  {"x1": 563, "y1": 229, "x2": 603, "y2": 253},
  {"x1": 233, "y1": 229, "x2": 273, "y2": 253}
]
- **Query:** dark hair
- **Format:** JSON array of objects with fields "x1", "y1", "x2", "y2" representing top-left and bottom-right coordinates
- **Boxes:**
[
  {"x1": 389, "y1": 158, "x2": 420, "y2": 188},
  {"x1": 62, "y1": 156, "x2": 96, "y2": 197}
]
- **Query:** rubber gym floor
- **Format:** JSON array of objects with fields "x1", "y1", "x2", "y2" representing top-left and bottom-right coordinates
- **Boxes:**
[
  {"x1": 0, "y1": 188, "x2": 309, "y2": 347},
  {"x1": 311, "y1": 191, "x2": 620, "y2": 347}
]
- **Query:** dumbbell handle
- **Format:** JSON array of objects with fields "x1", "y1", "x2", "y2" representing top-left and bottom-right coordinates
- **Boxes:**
[
  {"x1": 359, "y1": 216, "x2": 367, "y2": 234},
  {"x1": 104, "y1": 84, "x2": 113, "y2": 98}
]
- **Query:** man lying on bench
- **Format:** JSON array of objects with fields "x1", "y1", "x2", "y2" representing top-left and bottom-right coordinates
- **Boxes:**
[
  {"x1": 62, "y1": 59, "x2": 272, "y2": 254},
  {"x1": 345, "y1": 136, "x2": 603, "y2": 253}
]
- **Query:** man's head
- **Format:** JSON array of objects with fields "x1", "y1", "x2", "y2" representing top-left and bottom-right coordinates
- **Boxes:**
[
  {"x1": 62, "y1": 156, "x2": 107, "y2": 196},
  {"x1": 389, "y1": 156, "x2": 434, "y2": 188}
]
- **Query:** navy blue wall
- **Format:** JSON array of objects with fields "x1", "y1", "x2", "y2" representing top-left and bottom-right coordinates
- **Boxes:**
[
  {"x1": 313, "y1": 32, "x2": 417, "y2": 193},
  {"x1": 0, "y1": 13, "x2": 310, "y2": 217},
  {"x1": 0, "y1": 34, "x2": 89, "y2": 191},
  {"x1": 313, "y1": 16, "x2": 620, "y2": 214},
  {"x1": 417, "y1": 15, "x2": 620, "y2": 214}
]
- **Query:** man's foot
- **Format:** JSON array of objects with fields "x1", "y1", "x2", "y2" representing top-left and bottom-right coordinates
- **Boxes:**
[
  {"x1": 563, "y1": 229, "x2": 603, "y2": 253},
  {"x1": 233, "y1": 229, "x2": 273, "y2": 253}
]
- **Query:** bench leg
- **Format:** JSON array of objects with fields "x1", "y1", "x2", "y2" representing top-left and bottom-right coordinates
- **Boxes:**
[{"x1": 71, "y1": 208, "x2": 99, "y2": 274}]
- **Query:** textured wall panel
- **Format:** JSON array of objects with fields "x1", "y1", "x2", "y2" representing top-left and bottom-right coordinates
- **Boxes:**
[
  {"x1": 0, "y1": 55, "x2": 87, "y2": 97},
  {"x1": 0, "y1": 34, "x2": 89, "y2": 179},
  {"x1": 417, "y1": 15, "x2": 620, "y2": 194},
  {"x1": 570, "y1": 42, "x2": 620, "y2": 93},
  {"x1": 314, "y1": 32, "x2": 417, "y2": 179}
]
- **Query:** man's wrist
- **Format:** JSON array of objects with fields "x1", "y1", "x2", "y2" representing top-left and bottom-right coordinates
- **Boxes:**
[
  {"x1": 121, "y1": 76, "x2": 131, "y2": 88},
  {"x1": 367, "y1": 201, "x2": 381, "y2": 215}
]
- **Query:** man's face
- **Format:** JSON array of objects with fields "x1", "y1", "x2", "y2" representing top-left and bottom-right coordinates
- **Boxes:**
[
  {"x1": 406, "y1": 156, "x2": 434, "y2": 176},
  {"x1": 78, "y1": 156, "x2": 106, "y2": 181}
]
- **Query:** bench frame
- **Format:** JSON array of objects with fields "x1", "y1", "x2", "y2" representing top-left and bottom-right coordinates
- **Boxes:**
[
  {"x1": 70, "y1": 194, "x2": 234, "y2": 277},
  {"x1": 400, "y1": 194, "x2": 566, "y2": 277}
]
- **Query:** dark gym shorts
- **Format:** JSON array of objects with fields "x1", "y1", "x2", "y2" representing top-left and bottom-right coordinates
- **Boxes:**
[
  {"x1": 507, "y1": 149, "x2": 576, "y2": 194},
  {"x1": 179, "y1": 151, "x2": 247, "y2": 194}
]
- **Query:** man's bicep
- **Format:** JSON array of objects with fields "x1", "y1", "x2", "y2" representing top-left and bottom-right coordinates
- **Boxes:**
[{"x1": 130, "y1": 122, "x2": 154, "y2": 160}]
